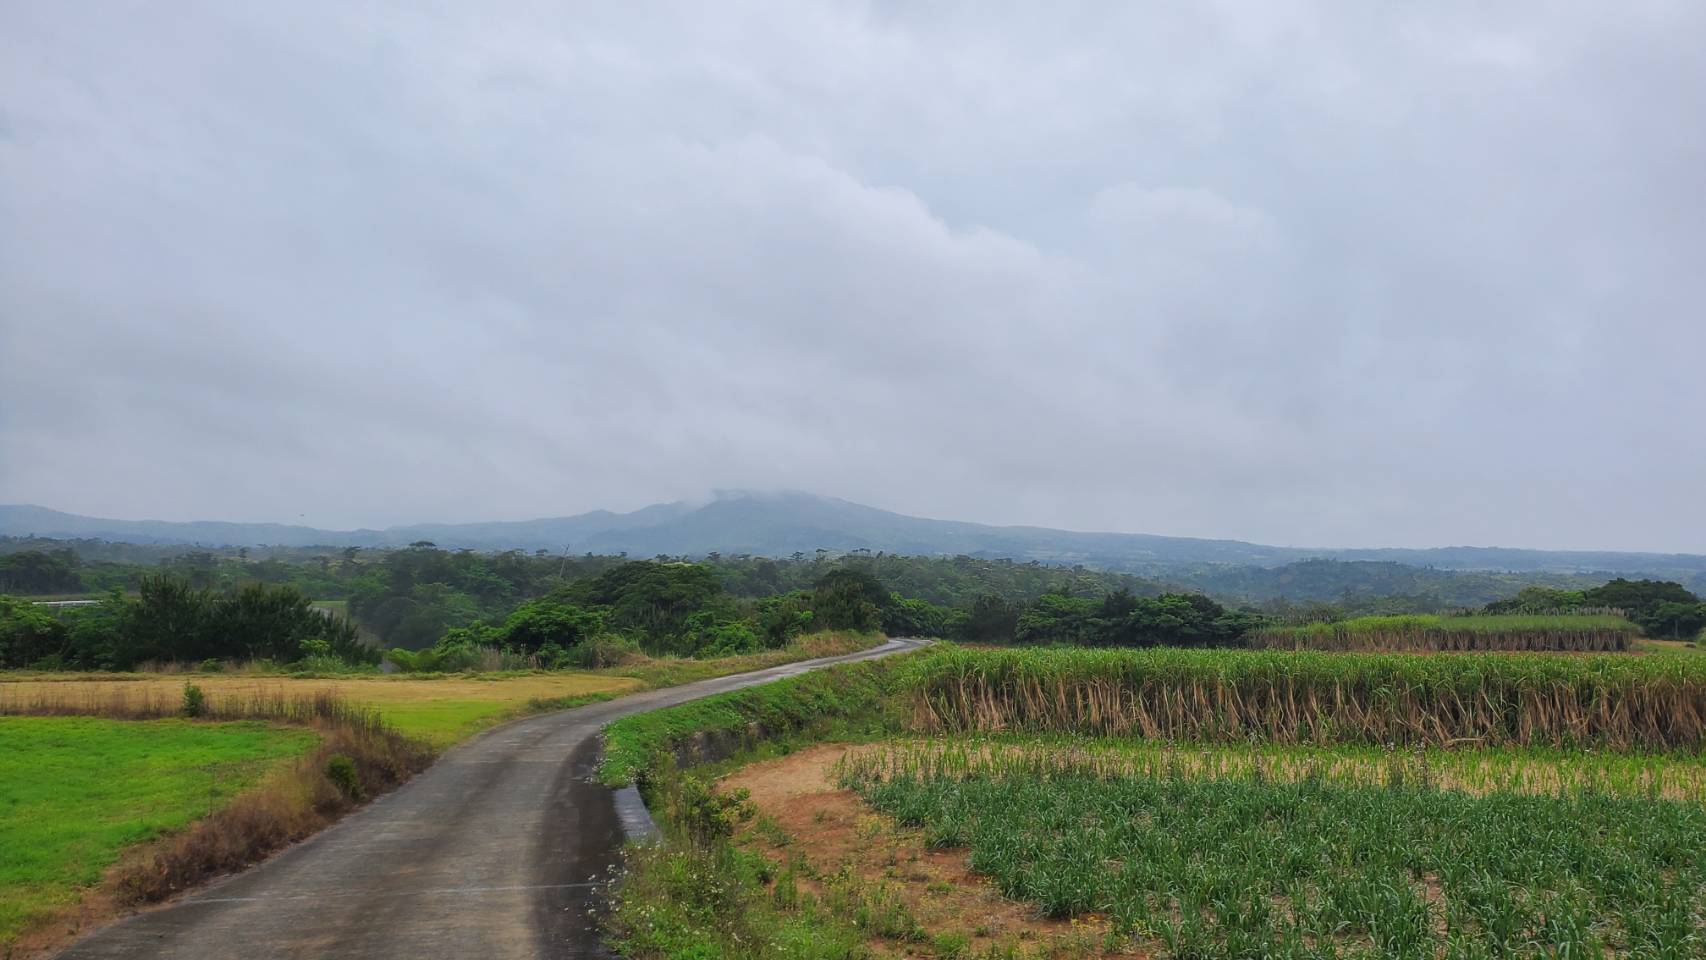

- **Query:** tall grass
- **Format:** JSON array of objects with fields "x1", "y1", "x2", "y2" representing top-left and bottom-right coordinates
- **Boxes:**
[
  {"x1": 900, "y1": 644, "x2": 1706, "y2": 751},
  {"x1": 840, "y1": 737, "x2": 1706, "y2": 804},
  {"x1": 1248, "y1": 613, "x2": 1638, "y2": 653}
]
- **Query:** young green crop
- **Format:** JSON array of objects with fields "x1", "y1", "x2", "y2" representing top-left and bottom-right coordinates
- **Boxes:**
[{"x1": 841, "y1": 757, "x2": 1706, "y2": 958}]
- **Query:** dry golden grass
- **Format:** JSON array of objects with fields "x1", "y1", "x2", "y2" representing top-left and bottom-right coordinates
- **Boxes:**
[{"x1": 0, "y1": 673, "x2": 643, "y2": 745}]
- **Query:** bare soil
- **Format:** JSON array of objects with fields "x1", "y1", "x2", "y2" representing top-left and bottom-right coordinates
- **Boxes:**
[{"x1": 721, "y1": 744, "x2": 1147, "y2": 959}]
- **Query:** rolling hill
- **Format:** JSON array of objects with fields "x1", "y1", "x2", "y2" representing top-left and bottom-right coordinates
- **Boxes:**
[{"x1": 3, "y1": 493, "x2": 1703, "y2": 579}]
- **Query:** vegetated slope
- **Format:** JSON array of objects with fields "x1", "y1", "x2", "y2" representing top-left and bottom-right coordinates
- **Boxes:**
[{"x1": 6, "y1": 494, "x2": 1704, "y2": 579}]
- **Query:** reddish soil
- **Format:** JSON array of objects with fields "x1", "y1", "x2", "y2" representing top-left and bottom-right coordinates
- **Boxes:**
[{"x1": 720, "y1": 744, "x2": 1146, "y2": 958}]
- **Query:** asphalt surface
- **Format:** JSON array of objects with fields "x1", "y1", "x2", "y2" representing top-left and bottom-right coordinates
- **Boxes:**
[{"x1": 58, "y1": 637, "x2": 928, "y2": 960}]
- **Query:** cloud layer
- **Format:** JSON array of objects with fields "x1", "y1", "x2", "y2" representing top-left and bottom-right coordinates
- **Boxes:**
[{"x1": 3, "y1": 2, "x2": 1703, "y2": 551}]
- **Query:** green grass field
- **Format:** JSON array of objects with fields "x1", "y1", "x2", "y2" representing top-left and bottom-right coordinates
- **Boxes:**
[
  {"x1": 0, "y1": 717, "x2": 317, "y2": 943},
  {"x1": 840, "y1": 741, "x2": 1706, "y2": 957}
]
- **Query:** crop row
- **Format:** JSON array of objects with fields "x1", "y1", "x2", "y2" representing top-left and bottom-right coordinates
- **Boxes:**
[
  {"x1": 1247, "y1": 613, "x2": 1639, "y2": 653},
  {"x1": 839, "y1": 736, "x2": 1706, "y2": 804},
  {"x1": 840, "y1": 758, "x2": 1706, "y2": 958},
  {"x1": 898, "y1": 645, "x2": 1706, "y2": 750}
]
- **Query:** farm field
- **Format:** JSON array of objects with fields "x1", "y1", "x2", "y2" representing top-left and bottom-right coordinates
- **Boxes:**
[
  {"x1": 0, "y1": 631, "x2": 883, "y2": 747},
  {"x1": 1246, "y1": 612, "x2": 1640, "y2": 653},
  {"x1": 0, "y1": 673, "x2": 642, "y2": 746},
  {"x1": 0, "y1": 717, "x2": 317, "y2": 945},
  {"x1": 832, "y1": 741, "x2": 1706, "y2": 957},
  {"x1": 902, "y1": 644, "x2": 1706, "y2": 749},
  {"x1": 606, "y1": 646, "x2": 1706, "y2": 960}
]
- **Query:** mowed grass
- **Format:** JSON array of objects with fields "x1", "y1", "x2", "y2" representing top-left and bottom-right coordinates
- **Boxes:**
[
  {"x1": 0, "y1": 673, "x2": 643, "y2": 747},
  {"x1": 0, "y1": 716, "x2": 317, "y2": 943},
  {"x1": 840, "y1": 743, "x2": 1706, "y2": 958}
]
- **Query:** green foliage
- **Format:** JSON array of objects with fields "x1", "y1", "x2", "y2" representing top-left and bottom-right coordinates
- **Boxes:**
[
  {"x1": 901, "y1": 644, "x2": 1706, "y2": 751},
  {"x1": 80, "y1": 576, "x2": 379, "y2": 670},
  {"x1": 600, "y1": 658, "x2": 902, "y2": 788},
  {"x1": 960, "y1": 594, "x2": 1019, "y2": 642},
  {"x1": 880, "y1": 594, "x2": 948, "y2": 638},
  {"x1": 681, "y1": 613, "x2": 762, "y2": 657},
  {"x1": 843, "y1": 758, "x2": 1706, "y2": 957},
  {"x1": 811, "y1": 567, "x2": 888, "y2": 631},
  {"x1": 1486, "y1": 578, "x2": 1706, "y2": 641},
  {"x1": 0, "y1": 549, "x2": 84, "y2": 595},
  {"x1": 754, "y1": 592, "x2": 815, "y2": 647},
  {"x1": 179, "y1": 683, "x2": 206, "y2": 719},
  {"x1": 556, "y1": 561, "x2": 727, "y2": 648},
  {"x1": 998, "y1": 588, "x2": 1256, "y2": 647},
  {"x1": 1251, "y1": 613, "x2": 1639, "y2": 652},
  {"x1": 673, "y1": 776, "x2": 755, "y2": 845},
  {"x1": 323, "y1": 753, "x2": 362, "y2": 800},
  {"x1": 0, "y1": 595, "x2": 70, "y2": 668},
  {"x1": 496, "y1": 598, "x2": 604, "y2": 652}
]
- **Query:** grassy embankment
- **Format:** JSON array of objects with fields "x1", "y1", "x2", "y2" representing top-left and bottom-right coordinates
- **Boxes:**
[
  {"x1": 1246, "y1": 612, "x2": 1640, "y2": 652},
  {"x1": 603, "y1": 644, "x2": 1706, "y2": 959}
]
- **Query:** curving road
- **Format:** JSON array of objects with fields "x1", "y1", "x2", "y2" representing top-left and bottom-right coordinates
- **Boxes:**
[{"x1": 58, "y1": 637, "x2": 928, "y2": 960}]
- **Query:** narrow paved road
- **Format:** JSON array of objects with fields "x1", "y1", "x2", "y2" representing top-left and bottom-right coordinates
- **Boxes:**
[{"x1": 59, "y1": 638, "x2": 928, "y2": 960}]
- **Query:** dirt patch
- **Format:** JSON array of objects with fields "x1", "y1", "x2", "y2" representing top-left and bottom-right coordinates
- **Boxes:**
[{"x1": 721, "y1": 744, "x2": 1146, "y2": 959}]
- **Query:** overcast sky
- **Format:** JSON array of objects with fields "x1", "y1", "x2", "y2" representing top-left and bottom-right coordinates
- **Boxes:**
[{"x1": 2, "y1": 2, "x2": 1703, "y2": 552}]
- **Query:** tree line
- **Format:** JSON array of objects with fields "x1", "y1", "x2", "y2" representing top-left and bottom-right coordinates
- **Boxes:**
[{"x1": 0, "y1": 577, "x2": 374, "y2": 671}]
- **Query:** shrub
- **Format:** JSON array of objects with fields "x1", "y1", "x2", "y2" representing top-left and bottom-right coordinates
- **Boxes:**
[
  {"x1": 324, "y1": 753, "x2": 363, "y2": 800},
  {"x1": 672, "y1": 776, "x2": 754, "y2": 845},
  {"x1": 576, "y1": 633, "x2": 641, "y2": 668},
  {"x1": 180, "y1": 683, "x2": 206, "y2": 718}
]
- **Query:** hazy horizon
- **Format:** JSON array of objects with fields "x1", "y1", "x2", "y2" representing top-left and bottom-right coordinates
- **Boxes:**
[
  {"x1": 6, "y1": 492, "x2": 1704, "y2": 558},
  {"x1": 4, "y1": 4, "x2": 1703, "y2": 553}
]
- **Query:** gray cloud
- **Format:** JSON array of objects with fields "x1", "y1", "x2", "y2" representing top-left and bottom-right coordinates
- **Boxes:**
[{"x1": 2, "y1": 1, "x2": 1702, "y2": 551}]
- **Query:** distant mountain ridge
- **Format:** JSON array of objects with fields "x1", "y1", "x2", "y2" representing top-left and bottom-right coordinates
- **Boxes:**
[{"x1": 3, "y1": 494, "x2": 1703, "y2": 578}]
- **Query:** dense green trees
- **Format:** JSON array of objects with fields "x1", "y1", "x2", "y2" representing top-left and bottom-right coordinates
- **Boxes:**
[
  {"x1": 8, "y1": 537, "x2": 1702, "y2": 670},
  {"x1": 0, "y1": 550, "x2": 84, "y2": 594},
  {"x1": 1485, "y1": 579, "x2": 1706, "y2": 640},
  {"x1": 1003, "y1": 588, "x2": 1258, "y2": 647},
  {"x1": 0, "y1": 578, "x2": 374, "y2": 669},
  {"x1": 0, "y1": 596, "x2": 70, "y2": 667}
]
